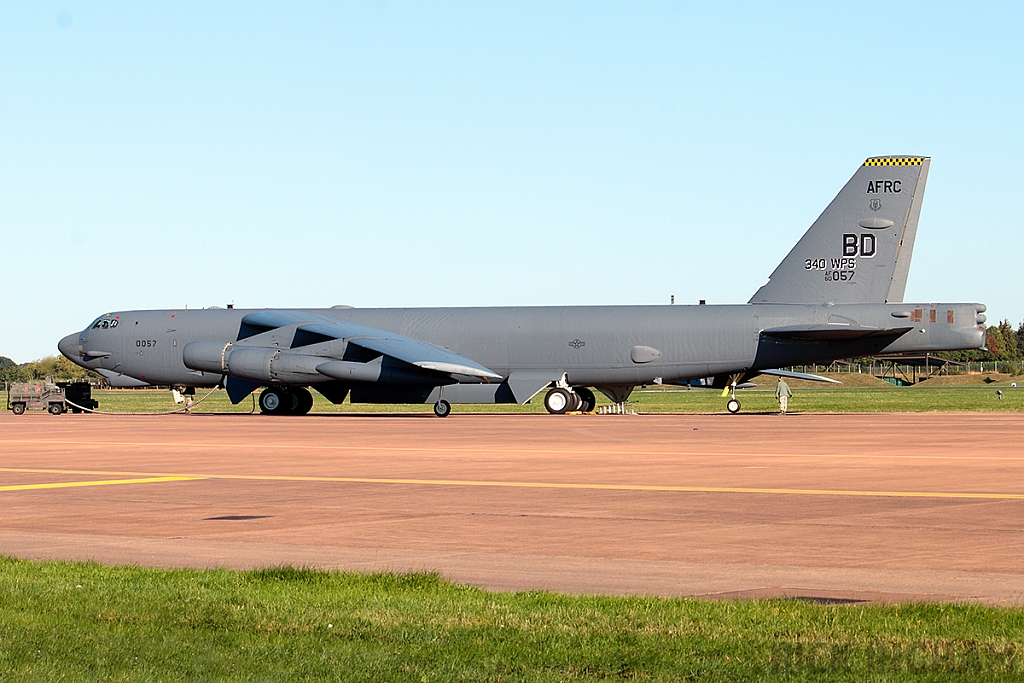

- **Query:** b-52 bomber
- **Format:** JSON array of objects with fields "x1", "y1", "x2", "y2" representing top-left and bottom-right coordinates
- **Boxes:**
[{"x1": 60, "y1": 156, "x2": 986, "y2": 416}]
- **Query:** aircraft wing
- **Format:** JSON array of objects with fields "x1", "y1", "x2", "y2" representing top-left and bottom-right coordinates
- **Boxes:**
[{"x1": 242, "y1": 310, "x2": 502, "y2": 380}]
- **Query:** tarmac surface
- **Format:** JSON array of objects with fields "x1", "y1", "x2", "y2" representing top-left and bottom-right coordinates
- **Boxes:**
[{"x1": 1, "y1": 411, "x2": 1022, "y2": 605}]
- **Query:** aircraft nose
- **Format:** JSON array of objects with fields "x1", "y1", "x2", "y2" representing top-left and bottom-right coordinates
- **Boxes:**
[{"x1": 58, "y1": 332, "x2": 81, "y2": 360}]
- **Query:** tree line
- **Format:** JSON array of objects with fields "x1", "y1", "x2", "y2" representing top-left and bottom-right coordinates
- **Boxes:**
[
  {"x1": 940, "y1": 319, "x2": 1024, "y2": 363},
  {"x1": 0, "y1": 356, "x2": 100, "y2": 384}
]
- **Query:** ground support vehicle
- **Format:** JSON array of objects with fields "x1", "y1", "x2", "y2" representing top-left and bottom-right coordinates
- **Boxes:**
[
  {"x1": 7, "y1": 381, "x2": 67, "y2": 415},
  {"x1": 56, "y1": 380, "x2": 99, "y2": 412}
]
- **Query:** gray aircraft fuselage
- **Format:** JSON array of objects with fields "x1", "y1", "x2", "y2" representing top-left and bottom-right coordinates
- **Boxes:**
[{"x1": 61, "y1": 301, "x2": 985, "y2": 389}]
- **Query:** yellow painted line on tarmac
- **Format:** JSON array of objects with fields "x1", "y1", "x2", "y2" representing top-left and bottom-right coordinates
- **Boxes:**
[
  {"x1": 0, "y1": 467, "x2": 1021, "y2": 500},
  {"x1": 0, "y1": 476, "x2": 202, "y2": 492},
  {"x1": 2, "y1": 438, "x2": 1024, "y2": 462}
]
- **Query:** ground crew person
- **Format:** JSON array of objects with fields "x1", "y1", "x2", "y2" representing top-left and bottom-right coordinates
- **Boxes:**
[{"x1": 775, "y1": 377, "x2": 792, "y2": 414}]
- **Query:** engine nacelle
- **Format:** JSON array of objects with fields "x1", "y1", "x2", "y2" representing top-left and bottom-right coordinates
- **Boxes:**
[
  {"x1": 225, "y1": 348, "x2": 326, "y2": 384},
  {"x1": 185, "y1": 342, "x2": 329, "y2": 384},
  {"x1": 182, "y1": 341, "x2": 231, "y2": 373},
  {"x1": 224, "y1": 347, "x2": 277, "y2": 383},
  {"x1": 184, "y1": 340, "x2": 446, "y2": 386}
]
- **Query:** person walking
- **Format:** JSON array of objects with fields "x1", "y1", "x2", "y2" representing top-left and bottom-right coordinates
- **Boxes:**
[{"x1": 775, "y1": 377, "x2": 793, "y2": 414}]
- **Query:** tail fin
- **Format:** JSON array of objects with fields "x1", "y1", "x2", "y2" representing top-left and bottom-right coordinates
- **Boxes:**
[{"x1": 749, "y1": 156, "x2": 930, "y2": 305}]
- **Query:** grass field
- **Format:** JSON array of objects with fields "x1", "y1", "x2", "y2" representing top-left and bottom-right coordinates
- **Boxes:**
[
  {"x1": 81, "y1": 376, "x2": 1024, "y2": 415},
  {"x1": 1, "y1": 558, "x2": 1022, "y2": 682}
]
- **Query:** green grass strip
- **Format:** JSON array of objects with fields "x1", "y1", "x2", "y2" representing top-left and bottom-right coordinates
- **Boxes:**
[
  {"x1": 0, "y1": 558, "x2": 1022, "y2": 681},
  {"x1": 84, "y1": 384, "x2": 1024, "y2": 415}
]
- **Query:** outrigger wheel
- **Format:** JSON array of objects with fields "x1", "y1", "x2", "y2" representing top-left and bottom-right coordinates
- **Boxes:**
[
  {"x1": 726, "y1": 398, "x2": 741, "y2": 414},
  {"x1": 433, "y1": 400, "x2": 451, "y2": 418}
]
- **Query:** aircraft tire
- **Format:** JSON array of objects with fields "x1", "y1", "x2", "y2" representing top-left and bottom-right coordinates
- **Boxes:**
[
  {"x1": 568, "y1": 392, "x2": 582, "y2": 412},
  {"x1": 544, "y1": 388, "x2": 572, "y2": 415},
  {"x1": 292, "y1": 388, "x2": 314, "y2": 415},
  {"x1": 11, "y1": 403, "x2": 25, "y2": 415},
  {"x1": 259, "y1": 388, "x2": 289, "y2": 415},
  {"x1": 575, "y1": 387, "x2": 596, "y2": 412},
  {"x1": 726, "y1": 398, "x2": 741, "y2": 414},
  {"x1": 433, "y1": 400, "x2": 451, "y2": 418}
]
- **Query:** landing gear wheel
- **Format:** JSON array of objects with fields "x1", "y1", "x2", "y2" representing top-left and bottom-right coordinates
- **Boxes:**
[
  {"x1": 726, "y1": 399, "x2": 741, "y2": 414},
  {"x1": 12, "y1": 403, "x2": 25, "y2": 415},
  {"x1": 259, "y1": 388, "x2": 288, "y2": 415},
  {"x1": 575, "y1": 387, "x2": 596, "y2": 413},
  {"x1": 544, "y1": 388, "x2": 572, "y2": 414},
  {"x1": 568, "y1": 392, "x2": 582, "y2": 412},
  {"x1": 292, "y1": 388, "x2": 314, "y2": 415},
  {"x1": 48, "y1": 403, "x2": 64, "y2": 416},
  {"x1": 433, "y1": 399, "x2": 451, "y2": 418}
]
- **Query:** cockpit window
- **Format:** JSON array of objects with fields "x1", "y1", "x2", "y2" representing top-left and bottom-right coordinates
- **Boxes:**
[{"x1": 91, "y1": 316, "x2": 119, "y2": 329}]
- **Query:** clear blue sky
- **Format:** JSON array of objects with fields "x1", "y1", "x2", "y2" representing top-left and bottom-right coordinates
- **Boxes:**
[{"x1": 2, "y1": 2, "x2": 1021, "y2": 363}]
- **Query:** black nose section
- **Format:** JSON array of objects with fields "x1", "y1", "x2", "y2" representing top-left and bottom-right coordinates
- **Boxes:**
[{"x1": 58, "y1": 333, "x2": 80, "y2": 360}]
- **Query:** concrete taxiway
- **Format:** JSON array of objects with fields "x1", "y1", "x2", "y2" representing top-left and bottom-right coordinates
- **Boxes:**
[{"x1": 1, "y1": 412, "x2": 1022, "y2": 604}]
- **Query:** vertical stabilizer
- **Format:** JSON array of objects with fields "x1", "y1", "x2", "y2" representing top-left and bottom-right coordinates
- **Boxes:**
[{"x1": 749, "y1": 156, "x2": 930, "y2": 305}]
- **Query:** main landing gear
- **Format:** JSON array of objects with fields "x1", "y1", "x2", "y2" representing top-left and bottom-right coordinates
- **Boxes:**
[
  {"x1": 258, "y1": 387, "x2": 314, "y2": 416},
  {"x1": 543, "y1": 386, "x2": 596, "y2": 414},
  {"x1": 433, "y1": 399, "x2": 451, "y2": 418}
]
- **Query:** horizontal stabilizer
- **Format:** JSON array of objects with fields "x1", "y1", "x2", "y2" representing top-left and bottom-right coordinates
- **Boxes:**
[
  {"x1": 761, "y1": 325, "x2": 913, "y2": 341},
  {"x1": 757, "y1": 369, "x2": 841, "y2": 384}
]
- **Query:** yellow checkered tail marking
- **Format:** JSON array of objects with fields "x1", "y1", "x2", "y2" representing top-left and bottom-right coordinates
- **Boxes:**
[{"x1": 864, "y1": 157, "x2": 924, "y2": 166}]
